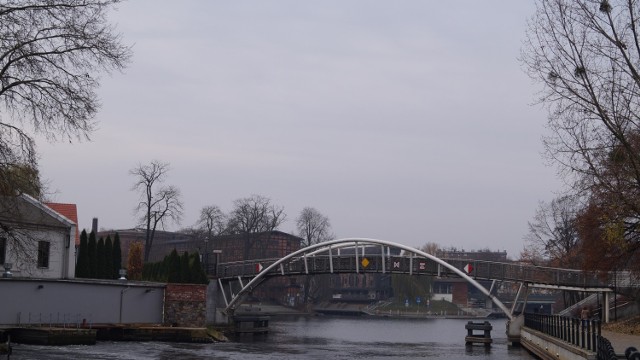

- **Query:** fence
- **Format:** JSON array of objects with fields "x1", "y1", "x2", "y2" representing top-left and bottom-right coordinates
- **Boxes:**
[
  {"x1": 524, "y1": 313, "x2": 600, "y2": 351},
  {"x1": 524, "y1": 312, "x2": 619, "y2": 359}
]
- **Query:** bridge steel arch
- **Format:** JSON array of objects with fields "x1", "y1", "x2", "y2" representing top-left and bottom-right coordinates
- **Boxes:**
[{"x1": 224, "y1": 237, "x2": 515, "y2": 320}]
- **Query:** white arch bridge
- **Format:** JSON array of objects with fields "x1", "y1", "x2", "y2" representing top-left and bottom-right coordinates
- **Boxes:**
[{"x1": 215, "y1": 238, "x2": 615, "y2": 323}]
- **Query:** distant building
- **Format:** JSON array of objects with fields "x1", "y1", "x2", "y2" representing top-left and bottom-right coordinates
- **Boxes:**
[
  {"x1": 0, "y1": 194, "x2": 76, "y2": 279},
  {"x1": 437, "y1": 249, "x2": 508, "y2": 262},
  {"x1": 213, "y1": 231, "x2": 302, "y2": 263},
  {"x1": 96, "y1": 228, "x2": 196, "y2": 264}
]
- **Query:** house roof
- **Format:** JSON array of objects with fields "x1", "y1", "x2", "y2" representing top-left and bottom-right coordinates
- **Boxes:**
[
  {"x1": 45, "y1": 202, "x2": 80, "y2": 246},
  {"x1": 0, "y1": 194, "x2": 75, "y2": 231}
]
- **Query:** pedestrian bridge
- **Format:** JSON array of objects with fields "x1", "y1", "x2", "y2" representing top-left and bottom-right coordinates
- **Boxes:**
[{"x1": 215, "y1": 238, "x2": 616, "y2": 321}]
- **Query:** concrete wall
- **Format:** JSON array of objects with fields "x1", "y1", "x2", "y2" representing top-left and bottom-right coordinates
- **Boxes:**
[
  {"x1": 0, "y1": 278, "x2": 165, "y2": 325},
  {"x1": 520, "y1": 327, "x2": 596, "y2": 360}
]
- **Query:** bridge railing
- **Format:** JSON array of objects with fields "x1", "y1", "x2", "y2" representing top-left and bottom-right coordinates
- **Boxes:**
[
  {"x1": 443, "y1": 259, "x2": 612, "y2": 288},
  {"x1": 524, "y1": 312, "x2": 600, "y2": 353},
  {"x1": 216, "y1": 255, "x2": 614, "y2": 289}
]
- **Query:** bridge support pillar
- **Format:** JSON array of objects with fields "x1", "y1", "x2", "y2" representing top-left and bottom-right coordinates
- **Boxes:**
[{"x1": 506, "y1": 314, "x2": 524, "y2": 346}]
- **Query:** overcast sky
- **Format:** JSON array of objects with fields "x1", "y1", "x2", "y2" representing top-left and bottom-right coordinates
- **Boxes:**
[{"x1": 38, "y1": 1, "x2": 561, "y2": 258}]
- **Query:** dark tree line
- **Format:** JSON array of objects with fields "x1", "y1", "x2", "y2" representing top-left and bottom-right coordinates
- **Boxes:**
[
  {"x1": 75, "y1": 230, "x2": 122, "y2": 279},
  {"x1": 141, "y1": 249, "x2": 208, "y2": 284}
]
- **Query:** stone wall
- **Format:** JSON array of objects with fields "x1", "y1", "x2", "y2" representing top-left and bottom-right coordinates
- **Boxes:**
[{"x1": 164, "y1": 283, "x2": 207, "y2": 327}]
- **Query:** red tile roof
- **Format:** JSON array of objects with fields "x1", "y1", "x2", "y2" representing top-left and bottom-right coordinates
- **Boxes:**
[{"x1": 45, "y1": 203, "x2": 80, "y2": 246}]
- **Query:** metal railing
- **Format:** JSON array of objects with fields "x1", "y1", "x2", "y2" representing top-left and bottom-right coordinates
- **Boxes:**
[
  {"x1": 217, "y1": 254, "x2": 617, "y2": 289},
  {"x1": 597, "y1": 336, "x2": 617, "y2": 360},
  {"x1": 524, "y1": 313, "x2": 600, "y2": 352}
]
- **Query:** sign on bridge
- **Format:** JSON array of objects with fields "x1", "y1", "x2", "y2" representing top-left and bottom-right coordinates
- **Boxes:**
[{"x1": 464, "y1": 263, "x2": 473, "y2": 274}]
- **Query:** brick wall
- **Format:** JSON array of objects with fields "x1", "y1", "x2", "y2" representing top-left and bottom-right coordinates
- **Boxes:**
[
  {"x1": 164, "y1": 283, "x2": 207, "y2": 327},
  {"x1": 452, "y1": 282, "x2": 468, "y2": 306}
]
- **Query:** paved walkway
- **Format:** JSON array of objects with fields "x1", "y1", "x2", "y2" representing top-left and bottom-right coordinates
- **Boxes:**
[{"x1": 602, "y1": 330, "x2": 640, "y2": 356}]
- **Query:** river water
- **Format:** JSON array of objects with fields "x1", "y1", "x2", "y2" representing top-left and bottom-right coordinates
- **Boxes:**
[{"x1": 9, "y1": 317, "x2": 535, "y2": 359}]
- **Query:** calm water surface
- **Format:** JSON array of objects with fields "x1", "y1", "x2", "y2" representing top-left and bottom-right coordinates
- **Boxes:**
[{"x1": 10, "y1": 317, "x2": 535, "y2": 359}]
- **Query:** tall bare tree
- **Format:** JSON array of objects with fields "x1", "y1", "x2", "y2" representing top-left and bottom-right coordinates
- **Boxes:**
[
  {"x1": 0, "y1": 0, "x2": 130, "y2": 264},
  {"x1": 226, "y1": 194, "x2": 285, "y2": 260},
  {"x1": 130, "y1": 161, "x2": 183, "y2": 262},
  {"x1": 295, "y1": 207, "x2": 333, "y2": 307},
  {"x1": 195, "y1": 204, "x2": 226, "y2": 268},
  {"x1": 296, "y1": 207, "x2": 333, "y2": 248},
  {"x1": 0, "y1": 1, "x2": 130, "y2": 193},
  {"x1": 521, "y1": 0, "x2": 640, "y2": 268}
]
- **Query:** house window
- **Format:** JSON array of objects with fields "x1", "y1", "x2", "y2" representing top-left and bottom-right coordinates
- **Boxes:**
[
  {"x1": 37, "y1": 241, "x2": 50, "y2": 268},
  {"x1": 0, "y1": 237, "x2": 5, "y2": 265}
]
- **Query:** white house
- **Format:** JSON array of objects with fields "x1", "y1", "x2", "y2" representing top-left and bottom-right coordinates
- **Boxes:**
[{"x1": 0, "y1": 194, "x2": 76, "y2": 279}]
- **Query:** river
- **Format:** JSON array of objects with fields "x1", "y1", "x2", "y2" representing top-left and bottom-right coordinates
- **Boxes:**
[{"x1": 9, "y1": 317, "x2": 535, "y2": 359}]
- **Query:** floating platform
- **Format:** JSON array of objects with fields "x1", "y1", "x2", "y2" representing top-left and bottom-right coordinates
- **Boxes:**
[
  {"x1": 465, "y1": 321, "x2": 493, "y2": 347},
  {"x1": 233, "y1": 315, "x2": 270, "y2": 335}
]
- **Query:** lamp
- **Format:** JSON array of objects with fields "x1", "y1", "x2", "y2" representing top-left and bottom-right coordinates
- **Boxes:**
[{"x1": 118, "y1": 269, "x2": 127, "y2": 280}]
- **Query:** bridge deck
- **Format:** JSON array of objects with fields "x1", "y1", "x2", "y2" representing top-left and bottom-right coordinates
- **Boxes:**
[{"x1": 216, "y1": 255, "x2": 613, "y2": 290}]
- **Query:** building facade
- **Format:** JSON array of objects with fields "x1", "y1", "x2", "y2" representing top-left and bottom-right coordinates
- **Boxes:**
[{"x1": 0, "y1": 194, "x2": 76, "y2": 279}]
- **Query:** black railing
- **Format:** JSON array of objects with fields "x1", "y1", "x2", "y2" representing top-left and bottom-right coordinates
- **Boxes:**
[
  {"x1": 597, "y1": 335, "x2": 617, "y2": 360},
  {"x1": 524, "y1": 313, "x2": 600, "y2": 352}
]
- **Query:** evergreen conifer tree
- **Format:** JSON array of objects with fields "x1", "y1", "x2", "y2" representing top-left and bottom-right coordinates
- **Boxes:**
[
  {"x1": 167, "y1": 249, "x2": 181, "y2": 283},
  {"x1": 96, "y1": 238, "x2": 106, "y2": 279},
  {"x1": 75, "y1": 230, "x2": 89, "y2": 278},
  {"x1": 180, "y1": 251, "x2": 191, "y2": 283},
  {"x1": 105, "y1": 236, "x2": 114, "y2": 279},
  {"x1": 113, "y1": 233, "x2": 122, "y2": 278},
  {"x1": 190, "y1": 252, "x2": 209, "y2": 284},
  {"x1": 88, "y1": 231, "x2": 97, "y2": 278}
]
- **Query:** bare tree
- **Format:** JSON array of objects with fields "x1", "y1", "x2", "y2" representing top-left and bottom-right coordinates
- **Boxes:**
[
  {"x1": 420, "y1": 242, "x2": 440, "y2": 256},
  {"x1": 197, "y1": 205, "x2": 226, "y2": 239},
  {"x1": 521, "y1": 0, "x2": 640, "y2": 263},
  {"x1": 295, "y1": 207, "x2": 333, "y2": 307},
  {"x1": 524, "y1": 195, "x2": 582, "y2": 267},
  {"x1": 0, "y1": 1, "x2": 130, "y2": 264},
  {"x1": 130, "y1": 161, "x2": 183, "y2": 262},
  {"x1": 226, "y1": 194, "x2": 286, "y2": 260},
  {"x1": 296, "y1": 207, "x2": 333, "y2": 248},
  {"x1": 0, "y1": 1, "x2": 130, "y2": 193}
]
